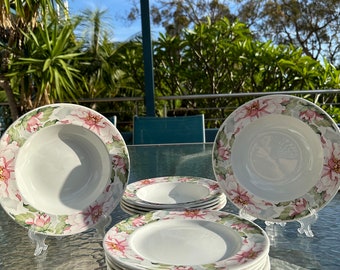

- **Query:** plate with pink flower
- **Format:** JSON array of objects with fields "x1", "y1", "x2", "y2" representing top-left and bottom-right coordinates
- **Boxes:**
[
  {"x1": 0, "y1": 103, "x2": 129, "y2": 235},
  {"x1": 213, "y1": 94, "x2": 340, "y2": 222},
  {"x1": 122, "y1": 176, "x2": 224, "y2": 207},
  {"x1": 103, "y1": 209, "x2": 269, "y2": 269}
]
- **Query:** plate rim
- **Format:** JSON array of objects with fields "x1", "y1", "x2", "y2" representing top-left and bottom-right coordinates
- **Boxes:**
[
  {"x1": 0, "y1": 103, "x2": 130, "y2": 235},
  {"x1": 103, "y1": 209, "x2": 270, "y2": 269},
  {"x1": 212, "y1": 94, "x2": 340, "y2": 222},
  {"x1": 120, "y1": 193, "x2": 227, "y2": 214},
  {"x1": 122, "y1": 176, "x2": 223, "y2": 207}
]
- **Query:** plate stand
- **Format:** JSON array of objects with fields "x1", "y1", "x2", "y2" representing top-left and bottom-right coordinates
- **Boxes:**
[
  {"x1": 239, "y1": 208, "x2": 318, "y2": 237},
  {"x1": 238, "y1": 208, "x2": 257, "y2": 221},
  {"x1": 27, "y1": 214, "x2": 112, "y2": 256},
  {"x1": 93, "y1": 214, "x2": 112, "y2": 238},
  {"x1": 28, "y1": 228, "x2": 48, "y2": 256},
  {"x1": 296, "y1": 208, "x2": 318, "y2": 237}
]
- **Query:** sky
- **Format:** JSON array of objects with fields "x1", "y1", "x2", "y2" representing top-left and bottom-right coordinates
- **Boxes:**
[{"x1": 67, "y1": 0, "x2": 160, "y2": 41}]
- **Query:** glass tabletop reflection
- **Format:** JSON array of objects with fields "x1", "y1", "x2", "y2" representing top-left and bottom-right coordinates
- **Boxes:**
[{"x1": 0, "y1": 143, "x2": 339, "y2": 270}]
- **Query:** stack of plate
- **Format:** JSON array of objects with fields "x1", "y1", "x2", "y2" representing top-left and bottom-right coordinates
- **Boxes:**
[
  {"x1": 120, "y1": 176, "x2": 227, "y2": 215},
  {"x1": 104, "y1": 209, "x2": 270, "y2": 270}
]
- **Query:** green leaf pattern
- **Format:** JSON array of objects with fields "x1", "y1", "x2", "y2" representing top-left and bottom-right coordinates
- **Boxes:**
[
  {"x1": 103, "y1": 210, "x2": 269, "y2": 269},
  {"x1": 0, "y1": 104, "x2": 130, "y2": 236},
  {"x1": 122, "y1": 176, "x2": 223, "y2": 207},
  {"x1": 212, "y1": 95, "x2": 340, "y2": 222}
]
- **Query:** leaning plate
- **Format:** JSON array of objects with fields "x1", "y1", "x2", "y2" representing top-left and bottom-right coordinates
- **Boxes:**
[
  {"x1": 213, "y1": 95, "x2": 340, "y2": 222},
  {"x1": 0, "y1": 104, "x2": 129, "y2": 235},
  {"x1": 122, "y1": 176, "x2": 223, "y2": 208},
  {"x1": 103, "y1": 209, "x2": 269, "y2": 270}
]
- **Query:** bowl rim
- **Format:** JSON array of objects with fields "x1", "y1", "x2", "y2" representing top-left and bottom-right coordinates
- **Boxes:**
[{"x1": 0, "y1": 103, "x2": 130, "y2": 235}]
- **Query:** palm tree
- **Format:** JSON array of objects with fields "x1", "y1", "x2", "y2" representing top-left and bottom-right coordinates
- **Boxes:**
[
  {"x1": 8, "y1": 16, "x2": 86, "y2": 110},
  {"x1": 0, "y1": 0, "x2": 68, "y2": 120},
  {"x1": 75, "y1": 9, "x2": 125, "y2": 107}
]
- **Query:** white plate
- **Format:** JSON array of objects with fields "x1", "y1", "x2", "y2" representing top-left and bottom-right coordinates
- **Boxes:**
[
  {"x1": 0, "y1": 104, "x2": 130, "y2": 235},
  {"x1": 106, "y1": 255, "x2": 124, "y2": 270},
  {"x1": 120, "y1": 194, "x2": 227, "y2": 215},
  {"x1": 103, "y1": 209, "x2": 269, "y2": 269},
  {"x1": 122, "y1": 193, "x2": 226, "y2": 210},
  {"x1": 122, "y1": 176, "x2": 224, "y2": 207},
  {"x1": 213, "y1": 95, "x2": 340, "y2": 222}
]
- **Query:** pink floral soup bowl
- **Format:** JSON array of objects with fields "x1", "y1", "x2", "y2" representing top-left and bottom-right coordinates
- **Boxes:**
[
  {"x1": 213, "y1": 94, "x2": 340, "y2": 222},
  {"x1": 0, "y1": 104, "x2": 130, "y2": 236}
]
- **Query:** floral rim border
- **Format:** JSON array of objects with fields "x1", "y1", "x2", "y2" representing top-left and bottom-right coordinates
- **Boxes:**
[
  {"x1": 122, "y1": 176, "x2": 223, "y2": 207},
  {"x1": 212, "y1": 94, "x2": 340, "y2": 222},
  {"x1": 0, "y1": 103, "x2": 130, "y2": 235},
  {"x1": 103, "y1": 209, "x2": 269, "y2": 269}
]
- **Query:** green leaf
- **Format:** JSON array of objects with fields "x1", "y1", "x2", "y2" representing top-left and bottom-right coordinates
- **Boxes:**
[
  {"x1": 43, "y1": 58, "x2": 52, "y2": 72},
  {"x1": 15, "y1": 212, "x2": 35, "y2": 225},
  {"x1": 54, "y1": 215, "x2": 69, "y2": 234}
]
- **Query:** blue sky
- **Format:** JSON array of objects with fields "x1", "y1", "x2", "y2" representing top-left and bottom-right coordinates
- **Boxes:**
[{"x1": 68, "y1": 0, "x2": 160, "y2": 41}]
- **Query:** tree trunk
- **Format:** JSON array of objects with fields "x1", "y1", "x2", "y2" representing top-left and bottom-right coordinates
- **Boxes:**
[{"x1": 0, "y1": 75, "x2": 19, "y2": 121}]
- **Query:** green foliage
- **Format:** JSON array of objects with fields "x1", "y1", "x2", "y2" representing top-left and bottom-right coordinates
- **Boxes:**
[
  {"x1": 151, "y1": 18, "x2": 340, "y2": 126},
  {"x1": 75, "y1": 9, "x2": 124, "y2": 100},
  {"x1": 7, "y1": 18, "x2": 85, "y2": 110},
  {"x1": 1, "y1": 1, "x2": 340, "y2": 131},
  {"x1": 92, "y1": 39, "x2": 146, "y2": 130}
]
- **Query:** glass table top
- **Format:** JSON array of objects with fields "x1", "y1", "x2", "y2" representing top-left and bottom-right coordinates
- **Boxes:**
[{"x1": 0, "y1": 143, "x2": 339, "y2": 269}]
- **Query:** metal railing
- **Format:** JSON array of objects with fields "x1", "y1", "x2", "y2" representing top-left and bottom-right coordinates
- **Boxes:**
[
  {"x1": 1, "y1": 89, "x2": 340, "y2": 132},
  {"x1": 74, "y1": 89, "x2": 340, "y2": 127},
  {"x1": 68, "y1": 89, "x2": 340, "y2": 103}
]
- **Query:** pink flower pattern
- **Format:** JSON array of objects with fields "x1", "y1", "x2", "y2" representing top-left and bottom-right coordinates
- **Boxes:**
[
  {"x1": 231, "y1": 222, "x2": 254, "y2": 232},
  {"x1": 26, "y1": 112, "x2": 44, "y2": 132},
  {"x1": 217, "y1": 140, "x2": 231, "y2": 161},
  {"x1": 178, "y1": 177, "x2": 192, "y2": 182},
  {"x1": 208, "y1": 182, "x2": 220, "y2": 191},
  {"x1": 232, "y1": 238, "x2": 263, "y2": 264},
  {"x1": 290, "y1": 198, "x2": 308, "y2": 217},
  {"x1": 105, "y1": 235, "x2": 128, "y2": 255},
  {"x1": 112, "y1": 154, "x2": 127, "y2": 174},
  {"x1": 321, "y1": 144, "x2": 340, "y2": 181},
  {"x1": 233, "y1": 96, "x2": 287, "y2": 133},
  {"x1": 75, "y1": 110, "x2": 107, "y2": 134},
  {"x1": 26, "y1": 214, "x2": 51, "y2": 227},
  {"x1": 228, "y1": 184, "x2": 253, "y2": 208},
  {"x1": 0, "y1": 104, "x2": 129, "y2": 235},
  {"x1": 131, "y1": 215, "x2": 146, "y2": 227},
  {"x1": 26, "y1": 112, "x2": 44, "y2": 133},
  {"x1": 123, "y1": 177, "x2": 222, "y2": 208},
  {"x1": 0, "y1": 156, "x2": 15, "y2": 192},
  {"x1": 316, "y1": 140, "x2": 340, "y2": 200},
  {"x1": 83, "y1": 203, "x2": 103, "y2": 224},
  {"x1": 105, "y1": 210, "x2": 268, "y2": 269},
  {"x1": 138, "y1": 178, "x2": 157, "y2": 187},
  {"x1": 213, "y1": 95, "x2": 340, "y2": 221},
  {"x1": 179, "y1": 209, "x2": 206, "y2": 219},
  {"x1": 299, "y1": 109, "x2": 324, "y2": 122},
  {"x1": 236, "y1": 100, "x2": 271, "y2": 120}
]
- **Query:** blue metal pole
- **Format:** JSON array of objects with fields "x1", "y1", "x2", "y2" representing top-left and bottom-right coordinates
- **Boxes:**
[{"x1": 140, "y1": 0, "x2": 155, "y2": 116}]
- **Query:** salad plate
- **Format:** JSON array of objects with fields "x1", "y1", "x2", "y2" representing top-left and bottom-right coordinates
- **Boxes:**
[
  {"x1": 213, "y1": 94, "x2": 340, "y2": 222},
  {"x1": 106, "y1": 254, "x2": 270, "y2": 270},
  {"x1": 103, "y1": 209, "x2": 270, "y2": 270},
  {"x1": 122, "y1": 176, "x2": 224, "y2": 207},
  {"x1": 0, "y1": 103, "x2": 130, "y2": 235},
  {"x1": 120, "y1": 193, "x2": 227, "y2": 215}
]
